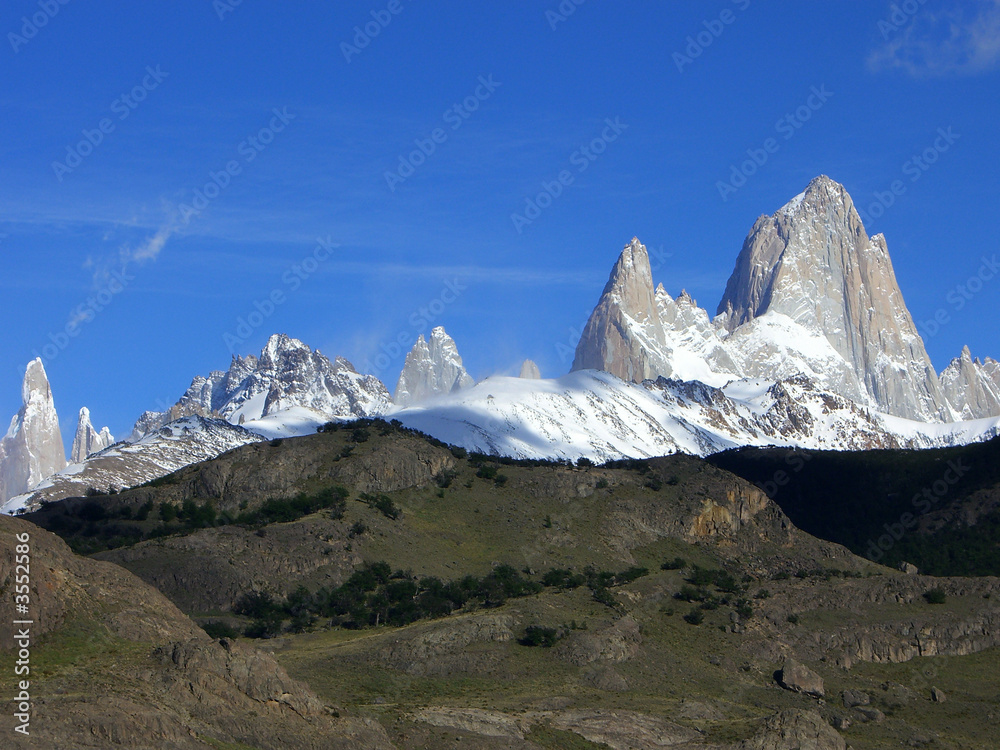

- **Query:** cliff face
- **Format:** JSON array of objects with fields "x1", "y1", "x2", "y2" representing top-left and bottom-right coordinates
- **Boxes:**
[
  {"x1": 0, "y1": 359, "x2": 65, "y2": 504},
  {"x1": 717, "y1": 175, "x2": 950, "y2": 421},
  {"x1": 394, "y1": 326, "x2": 475, "y2": 406},
  {"x1": 573, "y1": 176, "x2": 963, "y2": 422}
]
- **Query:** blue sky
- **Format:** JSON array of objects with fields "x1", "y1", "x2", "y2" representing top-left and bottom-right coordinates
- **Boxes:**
[{"x1": 2, "y1": 0, "x2": 999, "y2": 448}]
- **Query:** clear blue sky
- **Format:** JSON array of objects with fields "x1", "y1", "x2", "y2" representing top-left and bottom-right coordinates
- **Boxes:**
[{"x1": 2, "y1": 0, "x2": 999, "y2": 448}]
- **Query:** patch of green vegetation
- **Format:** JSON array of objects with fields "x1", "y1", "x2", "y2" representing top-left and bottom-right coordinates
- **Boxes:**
[
  {"x1": 30, "y1": 485, "x2": 350, "y2": 554},
  {"x1": 709, "y1": 437, "x2": 1000, "y2": 576}
]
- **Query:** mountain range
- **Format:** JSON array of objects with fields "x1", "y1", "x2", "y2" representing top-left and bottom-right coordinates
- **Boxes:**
[{"x1": 3, "y1": 175, "x2": 999, "y2": 513}]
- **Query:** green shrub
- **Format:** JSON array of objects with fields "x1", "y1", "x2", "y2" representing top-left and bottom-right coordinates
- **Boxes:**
[
  {"x1": 519, "y1": 625, "x2": 560, "y2": 647},
  {"x1": 924, "y1": 588, "x2": 947, "y2": 605},
  {"x1": 683, "y1": 608, "x2": 704, "y2": 625}
]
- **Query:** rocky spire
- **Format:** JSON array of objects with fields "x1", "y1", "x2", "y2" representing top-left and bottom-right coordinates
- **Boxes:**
[
  {"x1": 716, "y1": 175, "x2": 950, "y2": 421},
  {"x1": 0, "y1": 359, "x2": 66, "y2": 504},
  {"x1": 394, "y1": 327, "x2": 475, "y2": 406},
  {"x1": 939, "y1": 346, "x2": 1000, "y2": 419},
  {"x1": 70, "y1": 407, "x2": 115, "y2": 463},
  {"x1": 572, "y1": 237, "x2": 673, "y2": 382},
  {"x1": 519, "y1": 359, "x2": 541, "y2": 379}
]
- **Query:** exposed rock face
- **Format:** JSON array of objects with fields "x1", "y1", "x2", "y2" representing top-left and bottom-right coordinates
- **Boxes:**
[
  {"x1": 70, "y1": 406, "x2": 115, "y2": 463},
  {"x1": 129, "y1": 334, "x2": 391, "y2": 440},
  {"x1": 394, "y1": 326, "x2": 475, "y2": 406},
  {"x1": 572, "y1": 237, "x2": 673, "y2": 382},
  {"x1": 572, "y1": 177, "x2": 987, "y2": 424},
  {"x1": 518, "y1": 359, "x2": 541, "y2": 379},
  {"x1": 778, "y1": 658, "x2": 825, "y2": 697},
  {"x1": 5, "y1": 416, "x2": 264, "y2": 514},
  {"x1": 737, "y1": 709, "x2": 845, "y2": 750},
  {"x1": 0, "y1": 512, "x2": 395, "y2": 749},
  {"x1": 940, "y1": 346, "x2": 1000, "y2": 419},
  {"x1": 717, "y1": 175, "x2": 949, "y2": 421},
  {"x1": 0, "y1": 359, "x2": 66, "y2": 505}
]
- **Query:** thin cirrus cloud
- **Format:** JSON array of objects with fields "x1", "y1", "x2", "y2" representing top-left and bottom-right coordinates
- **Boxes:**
[{"x1": 869, "y1": 0, "x2": 1000, "y2": 77}]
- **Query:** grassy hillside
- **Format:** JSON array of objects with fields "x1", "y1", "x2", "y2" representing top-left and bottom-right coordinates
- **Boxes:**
[{"x1": 15, "y1": 422, "x2": 1000, "y2": 748}]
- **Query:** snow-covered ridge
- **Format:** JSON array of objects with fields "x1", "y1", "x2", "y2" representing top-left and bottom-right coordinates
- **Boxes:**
[
  {"x1": 2, "y1": 416, "x2": 264, "y2": 514},
  {"x1": 388, "y1": 370, "x2": 999, "y2": 463}
]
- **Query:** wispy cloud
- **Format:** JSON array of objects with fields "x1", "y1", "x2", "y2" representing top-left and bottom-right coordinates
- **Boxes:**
[{"x1": 869, "y1": 0, "x2": 1000, "y2": 77}]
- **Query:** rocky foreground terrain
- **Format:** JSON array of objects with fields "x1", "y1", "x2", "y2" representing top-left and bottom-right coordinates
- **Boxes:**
[{"x1": 4, "y1": 423, "x2": 999, "y2": 748}]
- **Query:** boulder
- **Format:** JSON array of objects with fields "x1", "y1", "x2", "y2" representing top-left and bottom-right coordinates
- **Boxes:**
[{"x1": 778, "y1": 658, "x2": 825, "y2": 698}]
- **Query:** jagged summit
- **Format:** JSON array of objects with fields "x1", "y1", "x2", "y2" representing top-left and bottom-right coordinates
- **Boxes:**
[
  {"x1": 0, "y1": 359, "x2": 66, "y2": 504},
  {"x1": 70, "y1": 407, "x2": 114, "y2": 463},
  {"x1": 394, "y1": 326, "x2": 474, "y2": 407},
  {"x1": 940, "y1": 346, "x2": 1000, "y2": 420},
  {"x1": 572, "y1": 237, "x2": 671, "y2": 382},
  {"x1": 129, "y1": 335, "x2": 391, "y2": 440},
  {"x1": 571, "y1": 177, "x2": 982, "y2": 422},
  {"x1": 716, "y1": 174, "x2": 949, "y2": 421}
]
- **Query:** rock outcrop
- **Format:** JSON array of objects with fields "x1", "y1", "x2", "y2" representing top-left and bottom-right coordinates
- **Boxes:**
[
  {"x1": 518, "y1": 359, "x2": 541, "y2": 379},
  {"x1": 0, "y1": 359, "x2": 66, "y2": 505},
  {"x1": 394, "y1": 326, "x2": 474, "y2": 406},
  {"x1": 737, "y1": 709, "x2": 845, "y2": 750},
  {"x1": 717, "y1": 176, "x2": 950, "y2": 421},
  {"x1": 129, "y1": 334, "x2": 391, "y2": 440},
  {"x1": 777, "y1": 658, "x2": 825, "y2": 697},
  {"x1": 939, "y1": 346, "x2": 1000, "y2": 419},
  {"x1": 0, "y1": 512, "x2": 395, "y2": 749},
  {"x1": 70, "y1": 406, "x2": 114, "y2": 463},
  {"x1": 572, "y1": 177, "x2": 985, "y2": 424},
  {"x1": 572, "y1": 237, "x2": 673, "y2": 382}
]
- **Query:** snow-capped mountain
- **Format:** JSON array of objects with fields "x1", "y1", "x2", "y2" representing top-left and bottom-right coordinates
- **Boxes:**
[
  {"x1": 717, "y1": 175, "x2": 949, "y2": 421},
  {"x1": 939, "y1": 346, "x2": 1000, "y2": 420},
  {"x1": 70, "y1": 407, "x2": 114, "y2": 463},
  {"x1": 573, "y1": 176, "x2": 984, "y2": 424},
  {"x1": 0, "y1": 359, "x2": 66, "y2": 505},
  {"x1": 129, "y1": 334, "x2": 391, "y2": 440},
  {"x1": 394, "y1": 326, "x2": 475, "y2": 406},
  {"x1": 3, "y1": 416, "x2": 264, "y2": 514},
  {"x1": 390, "y1": 370, "x2": 999, "y2": 463}
]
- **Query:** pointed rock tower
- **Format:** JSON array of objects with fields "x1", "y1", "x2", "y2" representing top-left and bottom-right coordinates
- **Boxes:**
[
  {"x1": 717, "y1": 175, "x2": 950, "y2": 421},
  {"x1": 519, "y1": 359, "x2": 542, "y2": 379},
  {"x1": 939, "y1": 346, "x2": 1000, "y2": 420},
  {"x1": 70, "y1": 407, "x2": 115, "y2": 463},
  {"x1": 0, "y1": 359, "x2": 67, "y2": 504},
  {"x1": 572, "y1": 237, "x2": 673, "y2": 382},
  {"x1": 394, "y1": 327, "x2": 474, "y2": 406}
]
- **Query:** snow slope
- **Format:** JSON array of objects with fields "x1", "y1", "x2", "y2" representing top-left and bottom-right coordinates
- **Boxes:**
[{"x1": 2, "y1": 416, "x2": 264, "y2": 514}]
